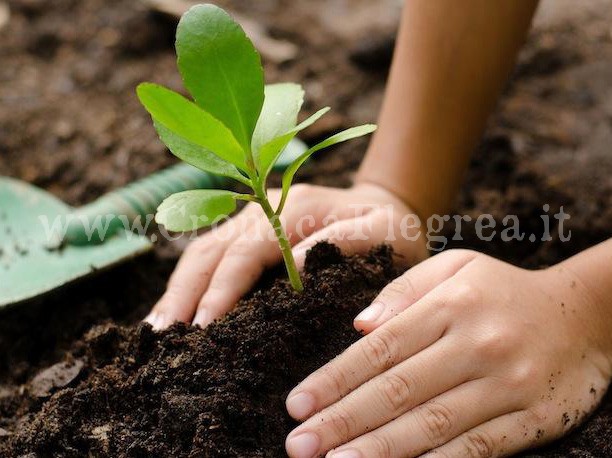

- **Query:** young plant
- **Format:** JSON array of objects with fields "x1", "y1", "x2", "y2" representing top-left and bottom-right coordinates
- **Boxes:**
[{"x1": 137, "y1": 4, "x2": 376, "y2": 292}]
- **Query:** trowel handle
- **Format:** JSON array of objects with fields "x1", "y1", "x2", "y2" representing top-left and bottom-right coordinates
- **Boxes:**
[{"x1": 65, "y1": 163, "x2": 228, "y2": 244}]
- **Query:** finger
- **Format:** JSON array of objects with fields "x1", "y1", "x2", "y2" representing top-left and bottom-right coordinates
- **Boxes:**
[
  {"x1": 291, "y1": 207, "x2": 430, "y2": 270},
  {"x1": 324, "y1": 379, "x2": 523, "y2": 458},
  {"x1": 286, "y1": 284, "x2": 455, "y2": 420},
  {"x1": 192, "y1": 221, "x2": 281, "y2": 327},
  {"x1": 145, "y1": 234, "x2": 230, "y2": 329},
  {"x1": 291, "y1": 212, "x2": 389, "y2": 269},
  {"x1": 422, "y1": 410, "x2": 543, "y2": 458},
  {"x1": 355, "y1": 249, "x2": 478, "y2": 334},
  {"x1": 286, "y1": 336, "x2": 477, "y2": 456},
  {"x1": 192, "y1": 203, "x2": 323, "y2": 327},
  {"x1": 145, "y1": 205, "x2": 260, "y2": 329}
]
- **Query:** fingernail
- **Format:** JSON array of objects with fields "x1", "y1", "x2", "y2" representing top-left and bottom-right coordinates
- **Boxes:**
[
  {"x1": 354, "y1": 302, "x2": 385, "y2": 323},
  {"x1": 193, "y1": 308, "x2": 210, "y2": 327},
  {"x1": 286, "y1": 432, "x2": 320, "y2": 458},
  {"x1": 144, "y1": 312, "x2": 157, "y2": 326},
  {"x1": 286, "y1": 391, "x2": 316, "y2": 418},
  {"x1": 292, "y1": 246, "x2": 308, "y2": 265},
  {"x1": 146, "y1": 312, "x2": 166, "y2": 330},
  {"x1": 152, "y1": 313, "x2": 167, "y2": 331},
  {"x1": 329, "y1": 449, "x2": 362, "y2": 458}
]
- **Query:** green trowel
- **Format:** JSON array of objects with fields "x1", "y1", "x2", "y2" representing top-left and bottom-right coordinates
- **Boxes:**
[{"x1": 0, "y1": 139, "x2": 307, "y2": 308}]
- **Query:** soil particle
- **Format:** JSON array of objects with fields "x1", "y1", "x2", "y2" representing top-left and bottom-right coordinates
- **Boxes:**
[
  {"x1": 29, "y1": 358, "x2": 84, "y2": 398},
  {"x1": 0, "y1": 243, "x2": 399, "y2": 457},
  {"x1": 562, "y1": 413, "x2": 571, "y2": 427}
]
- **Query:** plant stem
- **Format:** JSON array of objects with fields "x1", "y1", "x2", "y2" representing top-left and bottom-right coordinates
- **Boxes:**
[
  {"x1": 268, "y1": 208, "x2": 304, "y2": 292},
  {"x1": 253, "y1": 179, "x2": 304, "y2": 292}
]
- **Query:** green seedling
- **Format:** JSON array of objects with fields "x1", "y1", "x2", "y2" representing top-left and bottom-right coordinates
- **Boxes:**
[{"x1": 137, "y1": 4, "x2": 376, "y2": 292}]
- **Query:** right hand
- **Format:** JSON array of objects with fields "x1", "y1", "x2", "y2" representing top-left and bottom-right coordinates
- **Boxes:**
[{"x1": 145, "y1": 182, "x2": 429, "y2": 329}]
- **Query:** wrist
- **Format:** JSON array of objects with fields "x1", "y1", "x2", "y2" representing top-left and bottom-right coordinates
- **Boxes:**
[
  {"x1": 544, "y1": 260, "x2": 612, "y2": 374},
  {"x1": 353, "y1": 172, "x2": 430, "y2": 224}
]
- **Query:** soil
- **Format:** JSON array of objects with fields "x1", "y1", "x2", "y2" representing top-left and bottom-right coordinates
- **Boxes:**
[
  {"x1": 0, "y1": 243, "x2": 400, "y2": 457},
  {"x1": 1, "y1": 0, "x2": 611, "y2": 456}
]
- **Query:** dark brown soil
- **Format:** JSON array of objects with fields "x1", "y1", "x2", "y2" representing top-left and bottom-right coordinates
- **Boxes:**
[
  {"x1": 1, "y1": 0, "x2": 611, "y2": 456},
  {"x1": 0, "y1": 243, "x2": 399, "y2": 457}
]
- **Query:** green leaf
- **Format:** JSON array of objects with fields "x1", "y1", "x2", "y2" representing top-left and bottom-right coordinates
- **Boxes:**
[
  {"x1": 252, "y1": 83, "x2": 304, "y2": 154},
  {"x1": 256, "y1": 107, "x2": 330, "y2": 181},
  {"x1": 277, "y1": 124, "x2": 377, "y2": 213},
  {"x1": 156, "y1": 190, "x2": 239, "y2": 232},
  {"x1": 137, "y1": 83, "x2": 247, "y2": 170},
  {"x1": 154, "y1": 122, "x2": 249, "y2": 185},
  {"x1": 176, "y1": 4, "x2": 264, "y2": 152}
]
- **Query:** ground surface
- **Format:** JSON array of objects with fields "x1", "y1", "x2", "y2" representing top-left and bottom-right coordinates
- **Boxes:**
[{"x1": 0, "y1": 0, "x2": 611, "y2": 456}]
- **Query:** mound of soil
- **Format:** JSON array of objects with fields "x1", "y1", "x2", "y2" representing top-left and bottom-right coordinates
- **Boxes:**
[{"x1": 0, "y1": 244, "x2": 399, "y2": 457}]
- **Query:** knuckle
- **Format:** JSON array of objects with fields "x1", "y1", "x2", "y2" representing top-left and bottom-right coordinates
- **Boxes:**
[
  {"x1": 369, "y1": 432, "x2": 393, "y2": 458},
  {"x1": 321, "y1": 363, "x2": 351, "y2": 397},
  {"x1": 379, "y1": 372, "x2": 414, "y2": 413},
  {"x1": 226, "y1": 238, "x2": 255, "y2": 259},
  {"x1": 417, "y1": 402, "x2": 454, "y2": 443},
  {"x1": 473, "y1": 326, "x2": 517, "y2": 362},
  {"x1": 462, "y1": 430, "x2": 496, "y2": 458},
  {"x1": 361, "y1": 329, "x2": 398, "y2": 371},
  {"x1": 382, "y1": 275, "x2": 414, "y2": 301},
  {"x1": 452, "y1": 282, "x2": 482, "y2": 308},
  {"x1": 325, "y1": 405, "x2": 357, "y2": 440},
  {"x1": 505, "y1": 360, "x2": 539, "y2": 391}
]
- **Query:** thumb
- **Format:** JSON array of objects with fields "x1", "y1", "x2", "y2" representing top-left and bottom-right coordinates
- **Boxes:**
[{"x1": 291, "y1": 208, "x2": 427, "y2": 269}]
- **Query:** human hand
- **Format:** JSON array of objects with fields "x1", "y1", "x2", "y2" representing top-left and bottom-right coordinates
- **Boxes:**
[
  {"x1": 145, "y1": 183, "x2": 428, "y2": 329},
  {"x1": 285, "y1": 249, "x2": 612, "y2": 457}
]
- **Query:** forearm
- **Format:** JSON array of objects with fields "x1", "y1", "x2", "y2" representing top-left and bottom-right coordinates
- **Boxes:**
[{"x1": 356, "y1": 0, "x2": 539, "y2": 219}]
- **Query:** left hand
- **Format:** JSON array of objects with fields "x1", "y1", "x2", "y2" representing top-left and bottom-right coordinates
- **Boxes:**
[{"x1": 284, "y1": 249, "x2": 612, "y2": 458}]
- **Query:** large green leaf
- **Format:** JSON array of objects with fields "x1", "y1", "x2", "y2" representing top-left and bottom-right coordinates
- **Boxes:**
[
  {"x1": 256, "y1": 107, "x2": 330, "y2": 181},
  {"x1": 252, "y1": 83, "x2": 304, "y2": 154},
  {"x1": 137, "y1": 83, "x2": 247, "y2": 170},
  {"x1": 176, "y1": 4, "x2": 264, "y2": 152},
  {"x1": 277, "y1": 124, "x2": 377, "y2": 213},
  {"x1": 156, "y1": 190, "x2": 239, "y2": 232},
  {"x1": 154, "y1": 122, "x2": 249, "y2": 185}
]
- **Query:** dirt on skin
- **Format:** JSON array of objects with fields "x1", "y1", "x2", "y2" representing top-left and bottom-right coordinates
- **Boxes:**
[
  {"x1": 0, "y1": 0, "x2": 612, "y2": 456},
  {"x1": 0, "y1": 244, "x2": 400, "y2": 457}
]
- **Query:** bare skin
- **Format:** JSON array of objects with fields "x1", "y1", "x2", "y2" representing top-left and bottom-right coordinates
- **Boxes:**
[
  {"x1": 146, "y1": 0, "x2": 612, "y2": 456},
  {"x1": 356, "y1": 0, "x2": 539, "y2": 220},
  {"x1": 285, "y1": 242, "x2": 612, "y2": 457}
]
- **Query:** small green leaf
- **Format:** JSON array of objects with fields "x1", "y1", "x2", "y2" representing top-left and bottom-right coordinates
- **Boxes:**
[
  {"x1": 137, "y1": 83, "x2": 247, "y2": 170},
  {"x1": 156, "y1": 190, "x2": 239, "y2": 232},
  {"x1": 154, "y1": 122, "x2": 249, "y2": 186},
  {"x1": 256, "y1": 107, "x2": 330, "y2": 181},
  {"x1": 277, "y1": 124, "x2": 377, "y2": 213},
  {"x1": 177, "y1": 4, "x2": 264, "y2": 152},
  {"x1": 252, "y1": 83, "x2": 304, "y2": 154}
]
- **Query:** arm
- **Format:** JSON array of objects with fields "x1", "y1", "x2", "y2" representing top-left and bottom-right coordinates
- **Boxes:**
[{"x1": 357, "y1": 0, "x2": 539, "y2": 219}]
